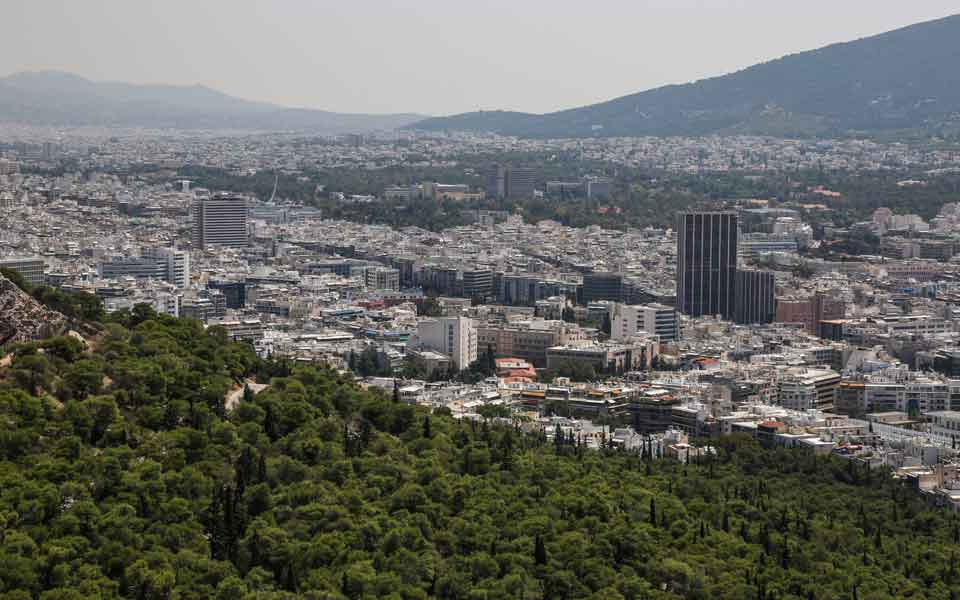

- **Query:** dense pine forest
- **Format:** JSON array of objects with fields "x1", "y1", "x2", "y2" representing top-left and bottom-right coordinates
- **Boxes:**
[{"x1": 2, "y1": 298, "x2": 960, "y2": 599}]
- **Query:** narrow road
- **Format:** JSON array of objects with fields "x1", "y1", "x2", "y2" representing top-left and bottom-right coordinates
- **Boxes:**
[{"x1": 225, "y1": 381, "x2": 268, "y2": 410}]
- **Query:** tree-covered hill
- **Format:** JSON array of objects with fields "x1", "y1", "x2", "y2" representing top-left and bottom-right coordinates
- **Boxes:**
[
  {"x1": 1, "y1": 302, "x2": 960, "y2": 599},
  {"x1": 411, "y1": 14, "x2": 960, "y2": 139}
]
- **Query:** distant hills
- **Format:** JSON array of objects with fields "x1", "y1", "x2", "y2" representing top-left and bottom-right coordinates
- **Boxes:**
[
  {"x1": 0, "y1": 71, "x2": 425, "y2": 133},
  {"x1": 411, "y1": 14, "x2": 960, "y2": 139}
]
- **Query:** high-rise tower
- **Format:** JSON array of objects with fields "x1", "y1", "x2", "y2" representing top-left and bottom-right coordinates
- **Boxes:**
[
  {"x1": 192, "y1": 195, "x2": 249, "y2": 249},
  {"x1": 676, "y1": 211, "x2": 738, "y2": 318}
]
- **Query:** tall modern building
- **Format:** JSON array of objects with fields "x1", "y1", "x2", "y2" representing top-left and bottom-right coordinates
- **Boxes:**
[
  {"x1": 192, "y1": 195, "x2": 249, "y2": 249},
  {"x1": 734, "y1": 269, "x2": 776, "y2": 325},
  {"x1": 486, "y1": 165, "x2": 536, "y2": 199},
  {"x1": 676, "y1": 211, "x2": 738, "y2": 319}
]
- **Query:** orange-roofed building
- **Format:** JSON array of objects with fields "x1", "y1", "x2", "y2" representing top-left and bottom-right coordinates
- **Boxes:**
[{"x1": 496, "y1": 358, "x2": 537, "y2": 381}]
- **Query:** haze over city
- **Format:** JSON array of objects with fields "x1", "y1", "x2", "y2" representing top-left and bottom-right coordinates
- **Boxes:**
[{"x1": 2, "y1": 0, "x2": 959, "y2": 115}]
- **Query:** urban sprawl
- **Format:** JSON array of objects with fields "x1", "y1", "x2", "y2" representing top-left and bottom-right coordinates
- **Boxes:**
[{"x1": 6, "y1": 126, "x2": 960, "y2": 508}]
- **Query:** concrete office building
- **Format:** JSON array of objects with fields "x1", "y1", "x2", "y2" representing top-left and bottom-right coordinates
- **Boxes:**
[
  {"x1": 417, "y1": 265, "x2": 460, "y2": 296},
  {"x1": 734, "y1": 269, "x2": 776, "y2": 325},
  {"x1": 498, "y1": 274, "x2": 570, "y2": 305},
  {"x1": 676, "y1": 211, "x2": 738, "y2": 319},
  {"x1": 584, "y1": 177, "x2": 612, "y2": 199},
  {"x1": 486, "y1": 165, "x2": 536, "y2": 199},
  {"x1": 99, "y1": 257, "x2": 165, "y2": 281},
  {"x1": 412, "y1": 316, "x2": 477, "y2": 370},
  {"x1": 582, "y1": 272, "x2": 623, "y2": 303},
  {"x1": 776, "y1": 368, "x2": 841, "y2": 411},
  {"x1": 462, "y1": 269, "x2": 494, "y2": 299},
  {"x1": 775, "y1": 292, "x2": 846, "y2": 336},
  {"x1": 611, "y1": 302, "x2": 680, "y2": 342},
  {"x1": 365, "y1": 266, "x2": 400, "y2": 291},
  {"x1": 210, "y1": 319, "x2": 265, "y2": 343},
  {"x1": 545, "y1": 181, "x2": 584, "y2": 198},
  {"x1": 545, "y1": 337, "x2": 658, "y2": 374},
  {"x1": 0, "y1": 256, "x2": 46, "y2": 285},
  {"x1": 207, "y1": 279, "x2": 248, "y2": 309},
  {"x1": 143, "y1": 247, "x2": 190, "y2": 288},
  {"x1": 192, "y1": 195, "x2": 249, "y2": 248},
  {"x1": 477, "y1": 321, "x2": 581, "y2": 368},
  {"x1": 99, "y1": 248, "x2": 190, "y2": 288}
]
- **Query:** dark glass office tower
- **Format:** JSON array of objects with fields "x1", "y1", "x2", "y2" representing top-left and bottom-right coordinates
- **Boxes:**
[
  {"x1": 582, "y1": 272, "x2": 623, "y2": 303},
  {"x1": 734, "y1": 269, "x2": 775, "y2": 324},
  {"x1": 676, "y1": 211, "x2": 738, "y2": 318}
]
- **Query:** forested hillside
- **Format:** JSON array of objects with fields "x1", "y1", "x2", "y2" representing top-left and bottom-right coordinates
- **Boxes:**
[{"x1": 1, "y1": 299, "x2": 960, "y2": 599}]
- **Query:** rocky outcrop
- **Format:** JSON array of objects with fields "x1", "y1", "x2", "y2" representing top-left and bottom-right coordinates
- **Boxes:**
[{"x1": 0, "y1": 275, "x2": 67, "y2": 345}]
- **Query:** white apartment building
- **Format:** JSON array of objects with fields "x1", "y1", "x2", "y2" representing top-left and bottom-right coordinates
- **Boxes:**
[
  {"x1": 776, "y1": 368, "x2": 841, "y2": 411},
  {"x1": 927, "y1": 411, "x2": 960, "y2": 437},
  {"x1": 611, "y1": 303, "x2": 679, "y2": 342},
  {"x1": 412, "y1": 316, "x2": 477, "y2": 370},
  {"x1": 142, "y1": 247, "x2": 191, "y2": 288},
  {"x1": 364, "y1": 266, "x2": 400, "y2": 291}
]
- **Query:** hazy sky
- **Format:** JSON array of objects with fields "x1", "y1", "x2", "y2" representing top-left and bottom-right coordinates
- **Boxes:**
[{"x1": 3, "y1": 1, "x2": 958, "y2": 116}]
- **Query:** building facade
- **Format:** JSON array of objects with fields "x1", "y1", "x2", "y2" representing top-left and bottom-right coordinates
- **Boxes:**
[
  {"x1": 676, "y1": 211, "x2": 738, "y2": 319},
  {"x1": 0, "y1": 257, "x2": 46, "y2": 285},
  {"x1": 192, "y1": 195, "x2": 249, "y2": 248},
  {"x1": 582, "y1": 272, "x2": 623, "y2": 304},
  {"x1": 365, "y1": 267, "x2": 401, "y2": 291},
  {"x1": 610, "y1": 302, "x2": 680, "y2": 342},
  {"x1": 413, "y1": 316, "x2": 477, "y2": 370},
  {"x1": 734, "y1": 269, "x2": 776, "y2": 325}
]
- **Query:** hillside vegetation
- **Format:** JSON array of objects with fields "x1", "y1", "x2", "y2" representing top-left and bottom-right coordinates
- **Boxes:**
[{"x1": 1, "y1": 301, "x2": 959, "y2": 599}]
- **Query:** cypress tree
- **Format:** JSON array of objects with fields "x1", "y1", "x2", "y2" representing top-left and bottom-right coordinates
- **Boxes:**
[
  {"x1": 534, "y1": 534, "x2": 547, "y2": 565},
  {"x1": 257, "y1": 451, "x2": 267, "y2": 483}
]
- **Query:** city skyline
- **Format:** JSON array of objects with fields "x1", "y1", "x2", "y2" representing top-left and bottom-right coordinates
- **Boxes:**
[{"x1": 2, "y1": 1, "x2": 958, "y2": 116}]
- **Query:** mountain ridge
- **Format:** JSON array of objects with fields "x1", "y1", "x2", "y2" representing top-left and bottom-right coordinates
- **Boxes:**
[
  {"x1": 0, "y1": 70, "x2": 426, "y2": 133},
  {"x1": 410, "y1": 13, "x2": 960, "y2": 138}
]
